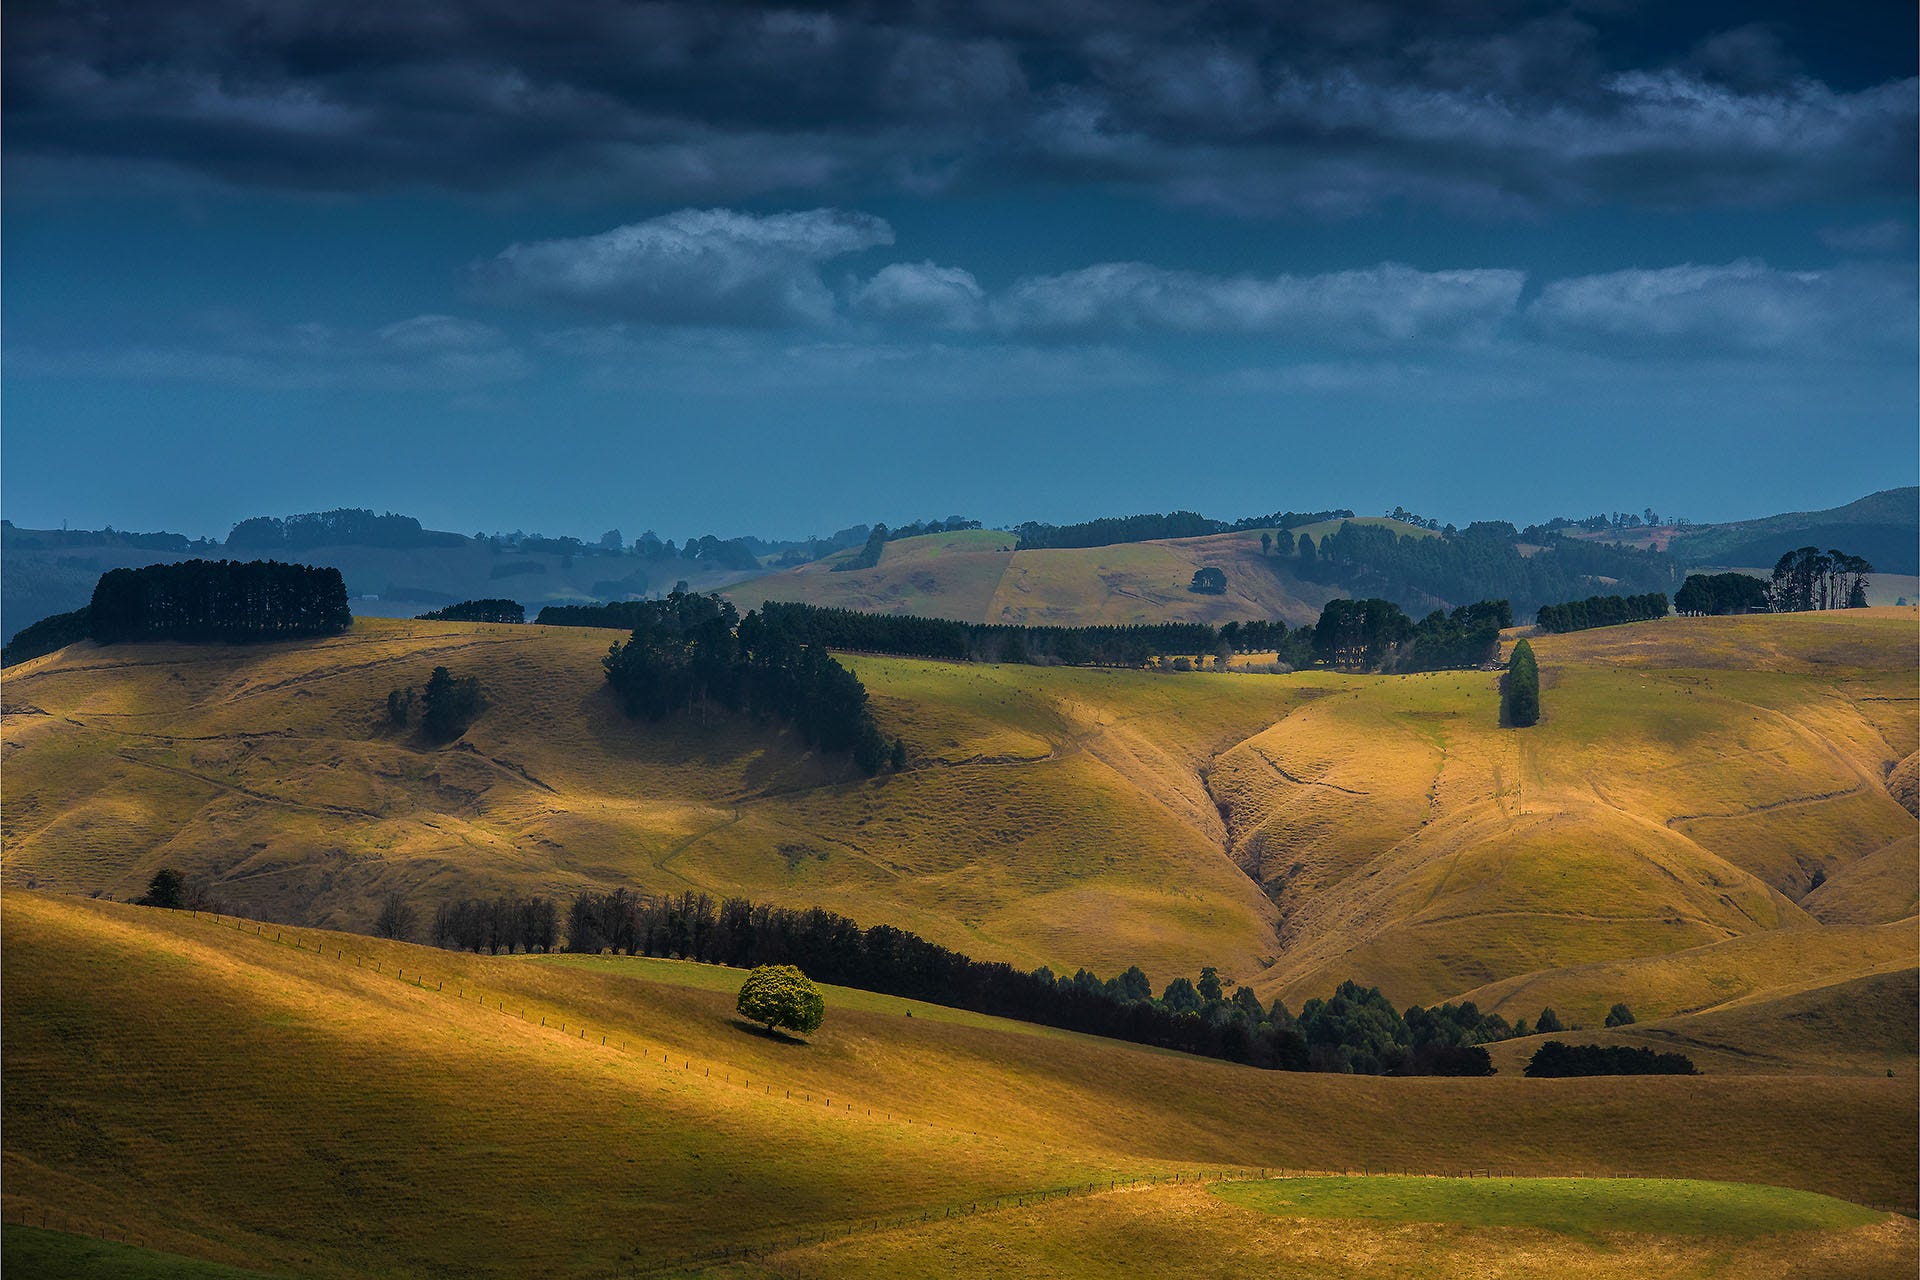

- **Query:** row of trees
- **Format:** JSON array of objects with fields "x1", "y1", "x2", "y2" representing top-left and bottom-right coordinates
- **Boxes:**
[
  {"x1": 1533, "y1": 592, "x2": 1670, "y2": 634},
  {"x1": 426, "y1": 894, "x2": 561, "y2": 953},
  {"x1": 1673, "y1": 572, "x2": 1770, "y2": 617},
  {"x1": 1523, "y1": 1041, "x2": 1697, "y2": 1077},
  {"x1": 725, "y1": 602, "x2": 1225, "y2": 669},
  {"x1": 555, "y1": 890, "x2": 1543, "y2": 1075},
  {"x1": 89, "y1": 560, "x2": 352, "y2": 644},
  {"x1": 1769, "y1": 547, "x2": 1873, "y2": 612},
  {"x1": 227, "y1": 508, "x2": 458, "y2": 551},
  {"x1": 416, "y1": 598, "x2": 525, "y2": 623},
  {"x1": 599, "y1": 592, "x2": 892, "y2": 773},
  {"x1": 1015, "y1": 508, "x2": 1352, "y2": 551}
]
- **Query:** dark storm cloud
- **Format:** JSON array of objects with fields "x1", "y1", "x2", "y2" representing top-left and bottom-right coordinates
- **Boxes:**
[{"x1": 6, "y1": 1, "x2": 1913, "y2": 213}]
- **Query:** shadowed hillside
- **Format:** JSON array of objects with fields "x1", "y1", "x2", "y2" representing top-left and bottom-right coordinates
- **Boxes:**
[
  {"x1": 3, "y1": 611, "x2": 1913, "y2": 1027},
  {"x1": 3, "y1": 894, "x2": 1913, "y2": 1278}
]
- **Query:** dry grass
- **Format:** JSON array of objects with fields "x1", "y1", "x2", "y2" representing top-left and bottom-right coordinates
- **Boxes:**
[
  {"x1": 726, "y1": 1179, "x2": 1916, "y2": 1280},
  {"x1": 4, "y1": 894, "x2": 1914, "y2": 1278},
  {"x1": 3, "y1": 609, "x2": 1913, "y2": 1040}
]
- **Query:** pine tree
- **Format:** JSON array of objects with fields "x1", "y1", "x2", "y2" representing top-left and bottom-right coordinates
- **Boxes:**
[{"x1": 1504, "y1": 638, "x2": 1540, "y2": 727}]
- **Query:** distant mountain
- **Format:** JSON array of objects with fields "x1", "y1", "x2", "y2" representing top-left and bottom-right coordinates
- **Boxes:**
[{"x1": 1663, "y1": 488, "x2": 1919, "y2": 576}]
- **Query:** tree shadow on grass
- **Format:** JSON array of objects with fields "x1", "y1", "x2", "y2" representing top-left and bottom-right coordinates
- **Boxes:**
[{"x1": 728, "y1": 1017, "x2": 811, "y2": 1046}]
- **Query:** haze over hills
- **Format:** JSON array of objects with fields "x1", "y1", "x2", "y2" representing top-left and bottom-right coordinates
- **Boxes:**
[{"x1": 9, "y1": 488, "x2": 1913, "y2": 644}]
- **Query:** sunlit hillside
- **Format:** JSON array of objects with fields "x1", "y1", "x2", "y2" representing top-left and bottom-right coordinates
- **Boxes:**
[
  {"x1": 3, "y1": 610, "x2": 1913, "y2": 1029},
  {"x1": 729, "y1": 525, "x2": 1363, "y2": 626},
  {"x1": 4, "y1": 894, "x2": 1913, "y2": 1278}
]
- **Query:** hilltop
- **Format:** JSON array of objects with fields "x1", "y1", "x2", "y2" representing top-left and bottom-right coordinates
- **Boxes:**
[
  {"x1": 3, "y1": 608, "x2": 1913, "y2": 1036},
  {"x1": 3, "y1": 893, "x2": 1913, "y2": 1278}
]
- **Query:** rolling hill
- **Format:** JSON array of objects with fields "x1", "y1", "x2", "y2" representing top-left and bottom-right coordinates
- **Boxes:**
[
  {"x1": 729, "y1": 520, "x2": 1412, "y2": 627},
  {"x1": 3, "y1": 893, "x2": 1913, "y2": 1278},
  {"x1": 2, "y1": 609, "x2": 1913, "y2": 1040}
]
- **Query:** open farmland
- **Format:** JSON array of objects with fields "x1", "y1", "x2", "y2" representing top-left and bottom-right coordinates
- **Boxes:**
[
  {"x1": 3, "y1": 610, "x2": 1914, "y2": 1045},
  {"x1": 3, "y1": 894, "x2": 1913, "y2": 1277}
]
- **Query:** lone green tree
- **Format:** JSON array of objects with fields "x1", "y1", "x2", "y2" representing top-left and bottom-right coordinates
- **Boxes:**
[
  {"x1": 140, "y1": 867, "x2": 185, "y2": 909},
  {"x1": 736, "y1": 964, "x2": 826, "y2": 1037},
  {"x1": 1604, "y1": 1002, "x2": 1636, "y2": 1027},
  {"x1": 1504, "y1": 638, "x2": 1540, "y2": 727}
]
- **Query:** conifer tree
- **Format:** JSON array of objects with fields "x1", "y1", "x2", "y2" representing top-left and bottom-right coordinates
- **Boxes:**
[{"x1": 1504, "y1": 638, "x2": 1540, "y2": 727}]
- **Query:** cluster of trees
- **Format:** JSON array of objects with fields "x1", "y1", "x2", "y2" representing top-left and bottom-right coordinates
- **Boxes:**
[
  {"x1": 1310, "y1": 599, "x2": 1510, "y2": 673},
  {"x1": 136, "y1": 867, "x2": 222, "y2": 912},
  {"x1": 227, "y1": 508, "x2": 458, "y2": 550},
  {"x1": 386, "y1": 665, "x2": 484, "y2": 740},
  {"x1": 1523, "y1": 1041, "x2": 1697, "y2": 1077},
  {"x1": 1769, "y1": 547, "x2": 1873, "y2": 612},
  {"x1": 555, "y1": 890, "x2": 1534, "y2": 1075},
  {"x1": 415, "y1": 598, "x2": 525, "y2": 623},
  {"x1": 1673, "y1": 572, "x2": 1770, "y2": 616},
  {"x1": 1504, "y1": 639, "x2": 1540, "y2": 727},
  {"x1": 426, "y1": 894, "x2": 561, "y2": 953},
  {"x1": 1533, "y1": 592, "x2": 1670, "y2": 633},
  {"x1": 88, "y1": 560, "x2": 352, "y2": 644},
  {"x1": 1188, "y1": 567, "x2": 1228, "y2": 594},
  {"x1": 1292, "y1": 520, "x2": 1673, "y2": 617},
  {"x1": 1016, "y1": 508, "x2": 1352, "y2": 551},
  {"x1": 600, "y1": 592, "x2": 893, "y2": 773},
  {"x1": 833, "y1": 525, "x2": 891, "y2": 572}
]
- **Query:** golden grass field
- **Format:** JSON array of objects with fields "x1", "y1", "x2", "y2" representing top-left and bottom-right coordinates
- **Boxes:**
[
  {"x1": 3, "y1": 608, "x2": 1915, "y2": 1067},
  {"x1": 728, "y1": 525, "x2": 1354, "y2": 626},
  {"x1": 3, "y1": 894, "x2": 1914, "y2": 1278}
]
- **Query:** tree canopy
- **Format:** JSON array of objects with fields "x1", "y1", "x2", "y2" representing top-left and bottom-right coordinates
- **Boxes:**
[
  {"x1": 1504, "y1": 639, "x2": 1540, "y2": 727},
  {"x1": 736, "y1": 964, "x2": 826, "y2": 1037}
]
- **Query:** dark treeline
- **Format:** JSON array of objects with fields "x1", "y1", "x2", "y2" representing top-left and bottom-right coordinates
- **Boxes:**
[
  {"x1": 430, "y1": 894, "x2": 560, "y2": 953},
  {"x1": 753, "y1": 601, "x2": 1224, "y2": 667},
  {"x1": 559, "y1": 890, "x2": 1527, "y2": 1075},
  {"x1": 1769, "y1": 547, "x2": 1873, "y2": 612},
  {"x1": 833, "y1": 524, "x2": 890, "y2": 572},
  {"x1": 1523, "y1": 1041, "x2": 1698, "y2": 1077},
  {"x1": 533, "y1": 601, "x2": 668, "y2": 628},
  {"x1": 1015, "y1": 508, "x2": 1351, "y2": 551},
  {"x1": 1533, "y1": 592, "x2": 1670, "y2": 634},
  {"x1": 1, "y1": 518, "x2": 214, "y2": 553},
  {"x1": 228, "y1": 508, "x2": 461, "y2": 551},
  {"x1": 556, "y1": 598, "x2": 1505, "y2": 675},
  {"x1": 1312, "y1": 599, "x2": 1510, "y2": 673},
  {"x1": 89, "y1": 560, "x2": 352, "y2": 644},
  {"x1": 1673, "y1": 572, "x2": 1769, "y2": 616},
  {"x1": 600, "y1": 592, "x2": 889, "y2": 772},
  {"x1": 416, "y1": 598, "x2": 525, "y2": 624},
  {"x1": 1294, "y1": 520, "x2": 1673, "y2": 617},
  {"x1": 1, "y1": 606, "x2": 92, "y2": 666}
]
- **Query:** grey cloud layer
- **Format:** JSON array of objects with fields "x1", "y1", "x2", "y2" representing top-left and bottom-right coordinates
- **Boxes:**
[
  {"x1": 476, "y1": 208, "x2": 1909, "y2": 358},
  {"x1": 472, "y1": 209, "x2": 893, "y2": 327},
  {"x1": 7, "y1": 2, "x2": 1913, "y2": 213}
]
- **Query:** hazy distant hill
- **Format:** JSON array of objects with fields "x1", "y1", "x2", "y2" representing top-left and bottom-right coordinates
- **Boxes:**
[
  {"x1": 0, "y1": 514, "x2": 761, "y2": 643},
  {"x1": 1665, "y1": 488, "x2": 1919, "y2": 576}
]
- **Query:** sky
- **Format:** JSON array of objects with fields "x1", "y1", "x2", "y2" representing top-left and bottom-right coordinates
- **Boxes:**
[{"x1": 3, "y1": 0, "x2": 1916, "y2": 544}]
